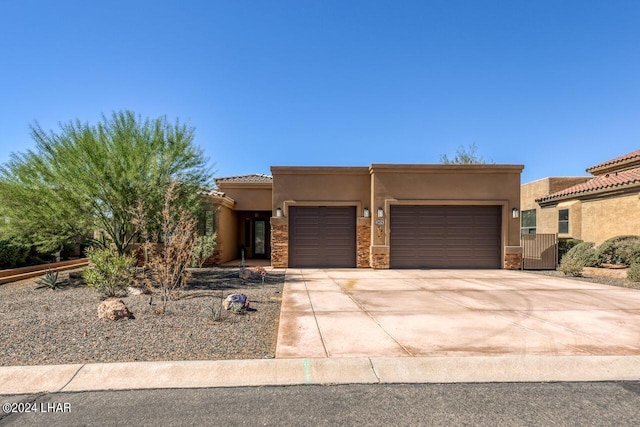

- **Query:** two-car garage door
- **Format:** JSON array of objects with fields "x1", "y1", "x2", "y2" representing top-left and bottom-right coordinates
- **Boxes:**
[{"x1": 390, "y1": 206, "x2": 501, "y2": 269}]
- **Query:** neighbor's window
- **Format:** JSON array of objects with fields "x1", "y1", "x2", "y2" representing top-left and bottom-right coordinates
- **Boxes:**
[
  {"x1": 558, "y1": 209, "x2": 569, "y2": 234},
  {"x1": 521, "y1": 209, "x2": 536, "y2": 234}
]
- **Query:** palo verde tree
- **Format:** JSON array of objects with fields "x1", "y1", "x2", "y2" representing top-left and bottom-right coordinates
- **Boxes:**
[
  {"x1": 0, "y1": 111, "x2": 212, "y2": 255},
  {"x1": 440, "y1": 142, "x2": 494, "y2": 164}
]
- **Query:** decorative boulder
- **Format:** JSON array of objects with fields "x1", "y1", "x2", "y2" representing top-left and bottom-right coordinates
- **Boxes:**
[
  {"x1": 239, "y1": 269, "x2": 253, "y2": 280},
  {"x1": 223, "y1": 294, "x2": 250, "y2": 310},
  {"x1": 98, "y1": 299, "x2": 135, "y2": 321}
]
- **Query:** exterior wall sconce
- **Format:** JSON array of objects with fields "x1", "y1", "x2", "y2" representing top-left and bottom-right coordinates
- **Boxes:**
[
  {"x1": 377, "y1": 207, "x2": 384, "y2": 218},
  {"x1": 363, "y1": 207, "x2": 370, "y2": 218},
  {"x1": 512, "y1": 208, "x2": 519, "y2": 219},
  {"x1": 276, "y1": 207, "x2": 282, "y2": 217}
]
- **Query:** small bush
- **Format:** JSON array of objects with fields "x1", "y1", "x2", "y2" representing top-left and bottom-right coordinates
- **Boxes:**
[
  {"x1": 595, "y1": 235, "x2": 640, "y2": 266},
  {"x1": 60, "y1": 240, "x2": 81, "y2": 260},
  {"x1": 563, "y1": 242, "x2": 598, "y2": 267},
  {"x1": 83, "y1": 246, "x2": 136, "y2": 297},
  {"x1": 612, "y1": 238, "x2": 640, "y2": 266},
  {"x1": 558, "y1": 239, "x2": 583, "y2": 263},
  {"x1": 0, "y1": 239, "x2": 30, "y2": 269},
  {"x1": 559, "y1": 257, "x2": 584, "y2": 277},
  {"x1": 191, "y1": 233, "x2": 217, "y2": 267},
  {"x1": 628, "y1": 263, "x2": 640, "y2": 283}
]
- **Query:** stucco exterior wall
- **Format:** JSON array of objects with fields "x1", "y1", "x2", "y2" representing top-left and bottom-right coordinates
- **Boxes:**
[
  {"x1": 271, "y1": 167, "x2": 371, "y2": 215},
  {"x1": 216, "y1": 204, "x2": 238, "y2": 264},
  {"x1": 521, "y1": 177, "x2": 590, "y2": 235},
  {"x1": 556, "y1": 200, "x2": 582, "y2": 240},
  {"x1": 217, "y1": 185, "x2": 272, "y2": 211},
  {"x1": 270, "y1": 167, "x2": 371, "y2": 269},
  {"x1": 271, "y1": 164, "x2": 524, "y2": 269},
  {"x1": 581, "y1": 193, "x2": 640, "y2": 244},
  {"x1": 370, "y1": 164, "x2": 524, "y2": 251}
]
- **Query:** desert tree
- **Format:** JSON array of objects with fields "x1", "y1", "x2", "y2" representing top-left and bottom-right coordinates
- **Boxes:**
[
  {"x1": 0, "y1": 110, "x2": 212, "y2": 254},
  {"x1": 440, "y1": 142, "x2": 494, "y2": 165}
]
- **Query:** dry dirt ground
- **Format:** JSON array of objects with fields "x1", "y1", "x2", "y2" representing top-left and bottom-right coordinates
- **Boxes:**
[{"x1": 0, "y1": 268, "x2": 284, "y2": 366}]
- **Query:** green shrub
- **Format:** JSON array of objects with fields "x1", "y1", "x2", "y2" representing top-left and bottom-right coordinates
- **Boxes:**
[
  {"x1": 562, "y1": 241, "x2": 598, "y2": 267},
  {"x1": 595, "y1": 235, "x2": 640, "y2": 266},
  {"x1": 60, "y1": 240, "x2": 80, "y2": 260},
  {"x1": 628, "y1": 263, "x2": 640, "y2": 282},
  {"x1": 559, "y1": 256, "x2": 584, "y2": 277},
  {"x1": 558, "y1": 239, "x2": 582, "y2": 263},
  {"x1": 83, "y1": 246, "x2": 136, "y2": 297},
  {"x1": 191, "y1": 233, "x2": 217, "y2": 267},
  {"x1": 0, "y1": 239, "x2": 30, "y2": 269}
]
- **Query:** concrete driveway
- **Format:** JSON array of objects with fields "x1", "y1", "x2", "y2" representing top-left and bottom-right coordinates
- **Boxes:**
[{"x1": 276, "y1": 269, "x2": 640, "y2": 358}]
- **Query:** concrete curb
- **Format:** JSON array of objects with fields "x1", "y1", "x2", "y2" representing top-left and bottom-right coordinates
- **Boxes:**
[{"x1": 1, "y1": 356, "x2": 639, "y2": 395}]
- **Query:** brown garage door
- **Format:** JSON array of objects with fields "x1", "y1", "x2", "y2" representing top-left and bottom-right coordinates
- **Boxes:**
[
  {"x1": 390, "y1": 205, "x2": 501, "y2": 269},
  {"x1": 289, "y1": 206, "x2": 356, "y2": 268}
]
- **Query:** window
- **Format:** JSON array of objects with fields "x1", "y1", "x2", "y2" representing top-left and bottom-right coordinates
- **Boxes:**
[
  {"x1": 521, "y1": 209, "x2": 536, "y2": 234},
  {"x1": 558, "y1": 209, "x2": 569, "y2": 234},
  {"x1": 198, "y1": 209, "x2": 215, "y2": 236}
]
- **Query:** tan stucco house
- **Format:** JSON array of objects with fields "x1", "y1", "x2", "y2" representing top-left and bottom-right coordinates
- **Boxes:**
[
  {"x1": 521, "y1": 149, "x2": 640, "y2": 244},
  {"x1": 207, "y1": 163, "x2": 524, "y2": 269}
]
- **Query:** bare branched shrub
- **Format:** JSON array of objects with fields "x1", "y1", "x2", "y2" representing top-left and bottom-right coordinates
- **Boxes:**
[
  {"x1": 209, "y1": 292, "x2": 225, "y2": 322},
  {"x1": 132, "y1": 181, "x2": 198, "y2": 314}
]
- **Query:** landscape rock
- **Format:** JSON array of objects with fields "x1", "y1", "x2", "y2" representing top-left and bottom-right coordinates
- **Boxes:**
[
  {"x1": 223, "y1": 293, "x2": 250, "y2": 310},
  {"x1": 239, "y1": 269, "x2": 253, "y2": 280},
  {"x1": 127, "y1": 286, "x2": 143, "y2": 296},
  {"x1": 98, "y1": 299, "x2": 135, "y2": 321}
]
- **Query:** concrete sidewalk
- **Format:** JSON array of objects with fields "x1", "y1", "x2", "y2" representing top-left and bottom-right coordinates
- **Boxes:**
[{"x1": 2, "y1": 356, "x2": 640, "y2": 395}]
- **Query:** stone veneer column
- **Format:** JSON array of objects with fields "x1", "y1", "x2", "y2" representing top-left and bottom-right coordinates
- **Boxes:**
[
  {"x1": 356, "y1": 218, "x2": 371, "y2": 268},
  {"x1": 504, "y1": 246, "x2": 523, "y2": 270},
  {"x1": 370, "y1": 245, "x2": 390, "y2": 269},
  {"x1": 270, "y1": 217, "x2": 288, "y2": 268}
]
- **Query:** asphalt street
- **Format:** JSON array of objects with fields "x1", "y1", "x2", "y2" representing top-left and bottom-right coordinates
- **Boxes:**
[{"x1": 1, "y1": 382, "x2": 639, "y2": 426}]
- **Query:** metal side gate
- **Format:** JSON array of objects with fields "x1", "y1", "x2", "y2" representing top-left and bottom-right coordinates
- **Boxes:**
[{"x1": 521, "y1": 234, "x2": 558, "y2": 270}]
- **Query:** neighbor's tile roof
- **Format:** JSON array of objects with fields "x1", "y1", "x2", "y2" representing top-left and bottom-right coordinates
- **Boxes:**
[
  {"x1": 586, "y1": 149, "x2": 640, "y2": 173},
  {"x1": 215, "y1": 174, "x2": 273, "y2": 184},
  {"x1": 536, "y1": 166, "x2": 640, "y2": 203}
]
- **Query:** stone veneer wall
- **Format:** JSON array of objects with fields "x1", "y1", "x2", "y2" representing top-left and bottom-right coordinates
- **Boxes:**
[
  {"x1": 504, "y1": 246, "x2": 523, "y2": 270},
  {"x1": 357, "y1": 218, "x2": 371, "y2": 268},
  {"x1": 370, "y1": 245, "x2": 390, "y2": 269},
  {"x1": 371, "y1": 253, "x2": 389, "y2": 269},
  {"x1": 270, "y1": 217, "x2": 288, "y2": 268}
]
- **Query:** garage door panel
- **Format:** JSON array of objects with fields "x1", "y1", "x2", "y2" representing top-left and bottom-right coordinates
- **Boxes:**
[
  {"x1": 390, "y1": 206, "x2": 501, "y2": 269},
  {"x1": 289, "y1": 206, "x2": 356, "y2": 268}
]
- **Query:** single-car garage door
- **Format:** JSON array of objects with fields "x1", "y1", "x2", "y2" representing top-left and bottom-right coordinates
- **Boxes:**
[
  {"x1": 390, "y1": 205, "x2": 501, "y2": 269},
  {"x1": 289, "y1": 206, "x2": 356, "y2": 268}
]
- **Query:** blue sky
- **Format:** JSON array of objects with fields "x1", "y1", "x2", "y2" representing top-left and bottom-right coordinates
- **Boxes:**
[{"x1": 1, "y1": 0, "x2": 639, "y2": 184}]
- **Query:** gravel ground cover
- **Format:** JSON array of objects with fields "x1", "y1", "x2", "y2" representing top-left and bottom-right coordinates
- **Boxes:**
[
  {"x1": 0, "y1": 268, "x2": 284, "y2": 366},
  {"x1": 524, "y1": 268, "x2": 640, "y2": 290}
]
